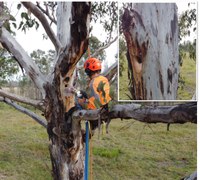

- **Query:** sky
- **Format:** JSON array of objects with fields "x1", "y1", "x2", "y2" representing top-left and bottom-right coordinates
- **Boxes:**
[{"x1": 7, "y1": 2, "x2": 117, "y2": 70}]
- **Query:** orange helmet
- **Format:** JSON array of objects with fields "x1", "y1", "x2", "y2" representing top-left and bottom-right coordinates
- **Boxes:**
[{"x1": 84, "y1": 57, "x2": 101, "y2": 71}]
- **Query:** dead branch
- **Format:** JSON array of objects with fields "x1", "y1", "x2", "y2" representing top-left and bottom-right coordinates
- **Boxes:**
[
  {"x1": 0, "y1": 89, "x2": 44, "y2": 111},
  {"x1": 109, "y1": 102, "x2": 196, "y2": 124},
  {"x1": 22, "y1": 2, "x2": 61, "y2": 52},
  {"x1": 72, "y1": 102, "x2": 197, "y2": 124},
  {"x1": 91, "y1": 36, "x2": 118, "y2": 58},
  {"x1": 0, "y1": 97, "x2": 47, "y2": 128}
]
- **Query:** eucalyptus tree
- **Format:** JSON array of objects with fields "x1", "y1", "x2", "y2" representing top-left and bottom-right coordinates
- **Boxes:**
[
  {"x1": 0, "y1": 2, "x2": 196, "y2": 180},
  {"x1": 0, "y1": 2, "x2": 118, "y2": 179}
]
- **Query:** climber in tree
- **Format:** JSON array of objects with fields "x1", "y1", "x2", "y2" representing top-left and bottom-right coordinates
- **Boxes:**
[{"x1": 83, "y1": 57, "x2": 112, "y2": 131}]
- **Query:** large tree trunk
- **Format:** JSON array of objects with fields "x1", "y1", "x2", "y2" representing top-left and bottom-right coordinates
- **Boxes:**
[
  {"x1": 122, "y1": 3, "x2": 179, "y2": 100},
  {"x1": 44, "y1": 2, "x2": 90, "y2": 179}
]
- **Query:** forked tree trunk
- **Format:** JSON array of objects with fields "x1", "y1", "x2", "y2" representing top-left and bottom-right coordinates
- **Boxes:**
[
  {"x1": 122, "y1": 3, "x2": 179, "y2": 100},
  {"x1": 44, "y1": 2, "x2": 90, "y2": 179}
]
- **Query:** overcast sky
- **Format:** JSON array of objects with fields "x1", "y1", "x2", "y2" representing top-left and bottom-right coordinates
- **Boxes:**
[{"x1": 7, "y1": 2, "x2": 117, "y2": 70}]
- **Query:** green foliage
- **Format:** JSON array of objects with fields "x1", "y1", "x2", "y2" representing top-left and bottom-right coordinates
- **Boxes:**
[
  {"x1": 0, "y1": 49, "x2": 19, "y2": 86},
  {"x1": 178, "y1": 5, "x2": 196, "y2": 40},
  {"x1": 0, "y1": 2, "x2": 16, "y2": 35},
  {"x1": 91, "y1": 2, "x2": 118, "y2": 43},
  {"x1": 119, "y1": 37, "x2": 127, "y2": 76},
  {"x1": 1, "y1": 3, "x2": 39, "y2": 34},
  {"x1": 178, "y1": 3, "x2": 196, "y2": 62},
  {"x1": 88, "y1": 36, "x2": 106, "y2": 60},
  {"x1": 30, "y1": 49, "x2": 55, "y2": 74},
  {"x1": 179, "y1": 40, "x2": 196, "y2": 61},
  {"x1": 18, "y1": 12, "x2": 39, "y2": 33}
]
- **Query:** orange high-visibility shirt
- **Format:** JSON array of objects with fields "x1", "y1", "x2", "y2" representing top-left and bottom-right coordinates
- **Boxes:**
[{"x1": 87, "y1": 75, "x2": 111, "y2": 110}]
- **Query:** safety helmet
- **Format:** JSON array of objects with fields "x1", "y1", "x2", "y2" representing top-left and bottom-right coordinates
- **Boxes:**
[{"x1": 84, "y1": 57, "x2": 101, "y2": 71}]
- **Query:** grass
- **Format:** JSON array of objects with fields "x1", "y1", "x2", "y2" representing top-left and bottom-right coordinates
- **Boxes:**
[
  {"x1": 0, "y1": 103, "x2": 197, "y2": 179},
  {"x1": 0, "y1": 103, "x2": 51, "y2": 180},
  {"x1": 177, "y1": 55, "x2": 196, "y2": 100},
  {"x1": 119, "y1": 54, "x2": 196, "y2": 100},
  {"x1": 119, "y1": 58, "x2": 131, "y2": 100}
]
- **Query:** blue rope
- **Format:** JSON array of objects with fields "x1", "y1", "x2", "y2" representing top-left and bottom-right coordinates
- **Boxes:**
[{"x1": 84, "y1": 121, "x2": 89, "y2": 180}]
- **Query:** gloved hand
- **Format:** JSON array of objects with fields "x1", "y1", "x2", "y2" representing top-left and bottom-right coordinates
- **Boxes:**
[
  {"x1": 75, "y1": 90, "x2": 89, "y2": 109},
  {"x1": 76, "y1": 90, "x2": 88, "y2": 99}
]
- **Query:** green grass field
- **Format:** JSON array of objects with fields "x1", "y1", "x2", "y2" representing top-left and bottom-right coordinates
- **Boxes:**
[
  {"x1": 119, "y1": 55, "x2": 196, "y2": 100},
  {"x1": 0, "y1": 103, "x2": 197, "y2": 179}
]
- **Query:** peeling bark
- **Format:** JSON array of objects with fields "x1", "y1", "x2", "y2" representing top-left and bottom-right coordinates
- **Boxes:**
[
  {"x1": 0, "y1": 2, "x2": 90, "y2": 178},
  {"x1": 122, "y1": 3, "x2": 179, "y2": 100},
  {"x1": 43, "y1": 2, "x2": 91, "y2": 180}
]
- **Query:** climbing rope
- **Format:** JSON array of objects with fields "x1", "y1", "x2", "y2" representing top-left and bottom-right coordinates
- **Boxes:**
[
  {"x1": 89, "y1": 124, "x2": 93, "y2": 180},
  {"x1": 84, "y1": 121, "x2": 89, "y2": 180},
  {"x1": 84, "y1": 47, "x2": 94, "y2": 180},
  {"x1": 84, "y1": 120, "x2": 94, "y2": 180}
]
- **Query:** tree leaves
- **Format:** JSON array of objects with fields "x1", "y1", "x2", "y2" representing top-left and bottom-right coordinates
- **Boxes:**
[
  {"x1": 30, "y1": 49, "x2": 55, "y2": 74},
  {"x1": 0, "y1": 49, "x2": 19, "y2": 86},
  {"x1": 17, "y1": 3, "x2": 22, "y2": 10},
  {"x1": 179, "y1": 5, "x2": 196, "y2": 61},
  {"x1": 18, "y1": 11, "x2": 40, "y2": 33},
  {"x1": 179, "y1": 8, "x2": 196, "y2": 40},
  {"x1": 91, "y1": 2, "x2": 118, "y2": 42}
]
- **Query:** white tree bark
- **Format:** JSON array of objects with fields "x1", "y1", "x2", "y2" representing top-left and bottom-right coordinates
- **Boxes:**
[
  {"x1": 57, "y1": 2, "x2": 72, "y2": 49},
  {"x1": 122, "y1": 3, "x2": 179, "y2": 100},
  {"x1": 0, "y1": 27, "x2": 46, "y2": 97}
]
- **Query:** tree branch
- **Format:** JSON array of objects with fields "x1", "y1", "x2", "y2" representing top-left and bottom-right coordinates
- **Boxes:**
[
  {"x1": 0, "y1": 97, "x2": 47, "y2": 128},
  {"x1": 0, "y1": 89, "x2": 44, "y2": 111},
  {"x1": 22, "y1": 2, "x2": 61, "y2": 52},
  {"x1": 0, "y1": 27, "x2": 46, "y2": 97},
  {"x1": 72, "y1": 102, "x2": 197, "y2": 124},
  {"x1": 102, "y1": 61, "x2": 117, "y2": 82},
  {"x1": 91, "y1": 36, "x2": 118, "y2": 57},
  {"x1": 36, "y1": 2, "x2": 57, "y2": 25}
]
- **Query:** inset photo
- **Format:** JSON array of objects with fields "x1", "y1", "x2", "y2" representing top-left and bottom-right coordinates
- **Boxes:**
[{"x1": 119, "y1": 2, "x2": 196, "y2": 100}]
